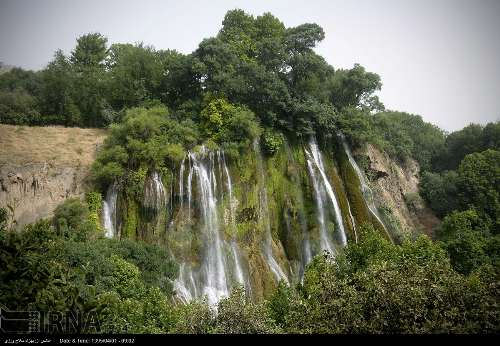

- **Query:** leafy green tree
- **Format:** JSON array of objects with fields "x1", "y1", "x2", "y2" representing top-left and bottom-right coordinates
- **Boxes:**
[
  {"x1": 371, "y1": 111, "x2": 446, "y2": 170},
  {"x1": 419, "y1": 170, "x2": 459, "y2": 217},
  {"x1": 456, "y1": 149, "x2": 500, "y2": 231},
  {"x1": 285, "y1": 23, "x2": 325, "y2": 53},
  {"x1": 261, "y1": 129, "x2": 284, "y2": 156},
  {"x1": 437, "y1": 209, "x2": 493, "y2": 274},
  {"x1": 435, "y1": 124, "x2": 485, "y2": 171},
  {"x1": 173, "y1": 299, "x2": 216, "y2": 334},
  {"x1": 70, "y1": 33, "x2": 108, "y2": 69},
  {"x1": 0, "y1": 67, "x2": 40, "y2": 94},
  {"x1": 329, "y1": 63, "x2": 382, "y2": 111},
  {"x1": 38, "y1": 50, "x2": 80, "y2": 125},
  {"x1": 200, "y1": 95, "x2": 261, "y2": 146},
  {"x1": 105, "y1": 43, "x2": 162, "y2": 110},
  {"x1": 0, "y1": 90, "x2": 40, "y2": 125},
  {"x1": 482, "y1": 121, "x2": 500, "y2": 150}
]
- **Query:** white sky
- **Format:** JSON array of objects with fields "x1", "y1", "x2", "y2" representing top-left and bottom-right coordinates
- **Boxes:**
[{"x1": 1, "y1": 0, "x2": 499, "y2": 131}]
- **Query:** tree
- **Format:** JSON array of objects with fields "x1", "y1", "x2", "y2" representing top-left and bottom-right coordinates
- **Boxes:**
[
  {"x1": 0, "y1": 89, "x2": 40, "y2": 125},
  {"x1": 53, "y1": 198, "x2": 94, "y2": 241},
  {"x1": 70, "y1": 33, "x2": 108, "y2": 69},
  {"x1": 0, "y1": 67, "x2": 40, "y2": 94},
  {"x1": 215, "y1": 286, "x2": 279, "y2": 334},
  {"x1": 285, "y1": 23, "x2": 325, "y2": 53},
  {"x1": 437, "y1": 209, "x2": 492, "y2": 274},
  {"x1": 436, "y1": 124, "x2": 485, "y2": 171},
  {"x1": 371, "y1": 111, "x2": 445, "y2": 170},
  {"x1": 329, "y1": 64, "x2": 382, "y2": 111},
  {"x1": 105, "y1": 43, "x2": 163, "y2": 110},
  {"x1": 456, "y1": 149, "x2": 500, "y2": 231},
  {"x1": 419, "y1": 170, "x2": 458, "y2": 218},
  {"x1": 38, "y1": 50, "x2": 80, "y2": 125}
]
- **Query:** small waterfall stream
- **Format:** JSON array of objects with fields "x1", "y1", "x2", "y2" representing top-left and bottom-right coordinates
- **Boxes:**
[
  {"x1": 339, "y1": 133, "x2": 389, "y2": 239},
  {"x1": 221, "y1": 151, "x2": 248, "y2": 290},
  {"x1": 103, "y1": 183, "x2": 118, "y2": 238},
  {"x1": 304, "y1": 139, "x2": 347, "y2": 253},
  {"x1": 253, "y1": 139, "x2": 289, "y2": 283},
  {"x1": 179, "y1": 157, "x2": 185, "y2": 210},
  {"x1": 143, "y1": 171, "x2": 166, "y2": 211},
  {"x1": 142, "y1": 171, "x2": 167, "y2": 234}
]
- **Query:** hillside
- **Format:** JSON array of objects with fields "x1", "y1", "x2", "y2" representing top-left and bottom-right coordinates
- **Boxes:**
[{"x1": 0, "y1": 124, "x2": 107, "y2": 227}]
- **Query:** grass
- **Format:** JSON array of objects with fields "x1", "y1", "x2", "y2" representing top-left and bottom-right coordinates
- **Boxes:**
[{"x1": 0, "y1": 124, "x2": 108, "y2": 166}]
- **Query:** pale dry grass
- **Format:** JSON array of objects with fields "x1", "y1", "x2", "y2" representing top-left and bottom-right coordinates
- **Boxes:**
[{"x1": 0, "y1": 124, "x2": 108, "y2": 166}]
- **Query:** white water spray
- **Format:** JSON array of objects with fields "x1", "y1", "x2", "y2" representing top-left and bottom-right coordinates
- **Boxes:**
[
  {"x1": 304, "y1": 139, "x2": 347, "y2": 251},
  {"x1": 103, "y1": 183, "x2": 118, "y2": 238}
]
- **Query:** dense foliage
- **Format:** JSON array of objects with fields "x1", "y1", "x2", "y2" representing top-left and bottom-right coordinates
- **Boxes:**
[{"x1": 1, "y1": 214, "x2": 497, "y2": 333}]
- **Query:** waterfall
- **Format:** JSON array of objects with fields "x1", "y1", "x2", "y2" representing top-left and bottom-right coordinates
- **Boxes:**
[
  {"x1": 103, "y1": 183, "x2": 118, "y2": 238},
  {"x1": 187, "y1": 155, "x2": 193, "y2": 221},
  {"x1": 179, "y1": 157, "x2": 185, "y2": 209},
  {"x1": 283, "y1": 142, "x2": 313, "y2": 277},
  {"x1": 347, "y1": 201, "x2": 358, "y2": 243},
  {"x1": 338, "y1": 133, "x2": 389, "y2": 239},
  {"x1": 174, "y1": 263, "x2": 198, "y2": 303},
  {"x1": 173, "y1": 147, "x2": 252, "y2": 306},
  {"x1": 304, "y1": 139, "x2": 347, "y2": 252},
  {"x1": 253, "y1": 139, "x2": 289, "y2": 283},
  {"x1": 221, "y1": 151, "x2": 248, "y2": 290},
  {"x1": 143, "y1": 171, "x2": 166, "y2": 212},
  {"x1": 190, "y1": 148, "x2": 229, "y2": 306}
]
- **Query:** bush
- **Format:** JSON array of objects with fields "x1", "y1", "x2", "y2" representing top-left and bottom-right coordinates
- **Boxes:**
[
  {"x1": 173, "y1": 300, "x2": 216, "y2": 334},
  {"x1": 419, "y1": 170, "x2": 458, "y2": 217},
  {"x1": 282, "y1": 225, "x2": 499, "y2": 333},
  {"x1": 53, "y1": 198, "x2": 92, "y2": 240},
  {"x1": 215, "y1": 286, "x2": 280, "y2": 334},
  {"x1": 261, "y1": 129, "x2": 284, "y2": 156},
  {"x1": 437, "y1": 209, "x2": 493, "y2": 275}
]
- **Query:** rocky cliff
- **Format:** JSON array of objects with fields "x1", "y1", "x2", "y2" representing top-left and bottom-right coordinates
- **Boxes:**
[
  {"x1": 0, "y1": 125, "x2": 107, "y2": 228},
  {"x1": 361, "y1": 143, "x2": 440, "y2": 239}
]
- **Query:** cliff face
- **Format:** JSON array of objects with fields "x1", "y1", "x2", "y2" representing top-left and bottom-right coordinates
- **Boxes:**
[
  {"x1": 0, "y1": 125, "x2": 107, "y2": 228},
  {"x1": 105, "y1": 136, "x2": 438, "y2": 303},
  {"x1": 361, "y1": 143, "x2": 440, "y2": 239}
]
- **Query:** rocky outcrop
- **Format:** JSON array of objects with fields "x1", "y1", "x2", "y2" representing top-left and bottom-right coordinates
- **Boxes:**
[
  {"x1": 0, "y1": 163, "x2": 91, "y2": 228},
  {"x1": 362, "y1": 144, "x2": 439, "y2": 239},
  {"x1": 0, "y1": 125, "x2": 107, "y2": 229}
]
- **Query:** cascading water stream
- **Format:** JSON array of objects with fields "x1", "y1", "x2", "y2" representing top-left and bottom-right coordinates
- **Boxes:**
[
  {"x1": 187, "y1": 156, "x2": 193, "y2": 221},
  {"x1": 103, "y1": 183, "x2": 118, "y2": 238},
  {"x1": 221, "y1": 151, "x2": 248, "y2": 290},
  {"x1": 338, "y1": 133, "x2": 391, "y2": 241},
  {"x1": 173, "y1": 147, "x2": 251, "y2": 306},
  {"x1": 283, "y1": 141, "x2": 312, "y2": 275},
  {"x1": 253, "y1": 139, "x2": 288, "y2": 283},
  {"x1": 304, "y1": 139, "x2": 347, "y2": 252},
  {"x1": 190, "y1": 148, "x2": 229, "y2": 305},
  {"x1": 143, "y1": 171, "x2": 166, "y2": 209},
  {"x1": 179, "y1": 157, "x2": 185, "y2": 210}
]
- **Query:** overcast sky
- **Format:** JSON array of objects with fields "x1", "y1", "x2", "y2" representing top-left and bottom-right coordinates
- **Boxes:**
[{"x1": 1, "y1": 0, "x2": 499, "y2": 132}]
